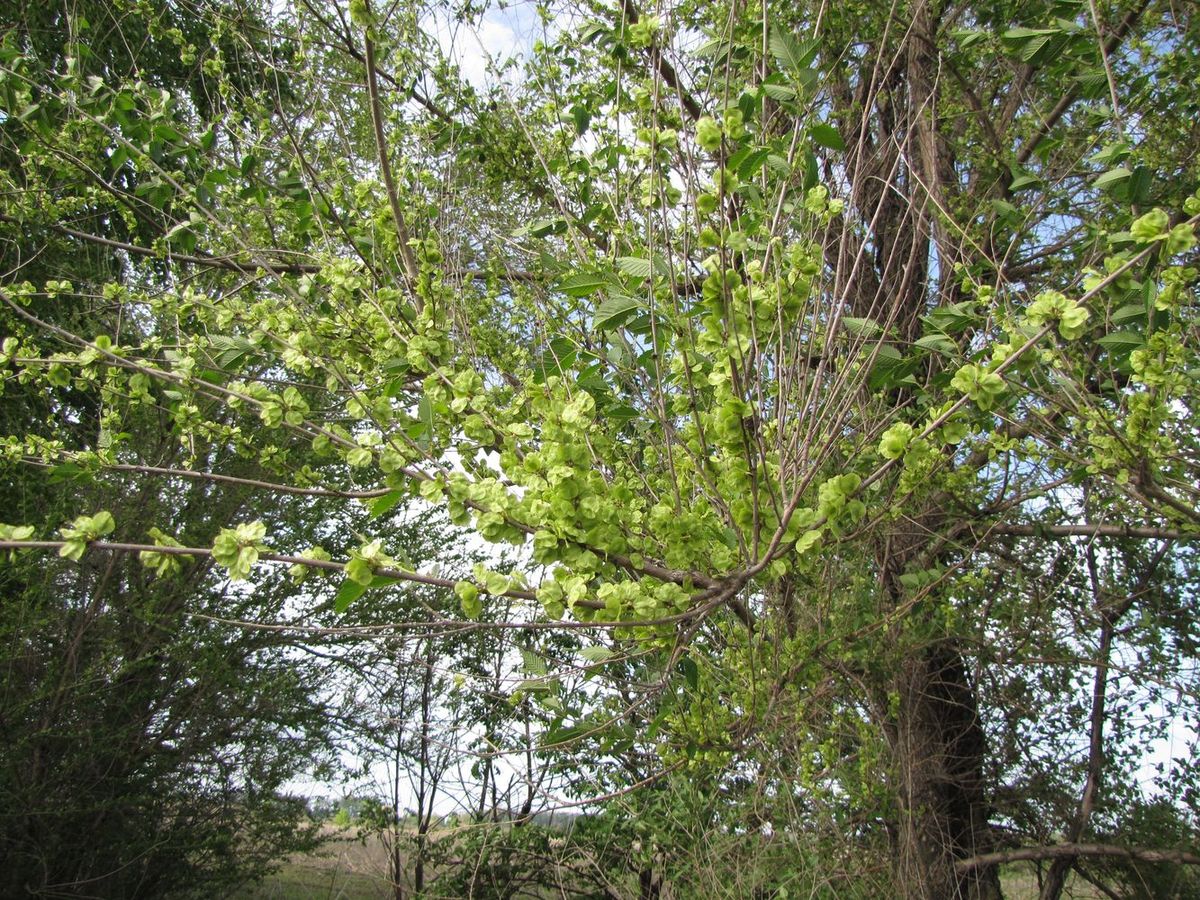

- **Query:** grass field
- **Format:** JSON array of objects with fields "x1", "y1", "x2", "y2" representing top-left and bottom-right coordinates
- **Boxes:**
[
  {"x1": 236, "y1": 828, "x2": 393, "y2": 900},
  {"x1": 236, "y1": 828, "x2": 1107, "y2": 899}
]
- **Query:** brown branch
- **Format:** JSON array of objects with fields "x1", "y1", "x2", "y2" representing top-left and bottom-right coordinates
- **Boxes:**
[
  {"x1": 0, "y1": 213, "x2": 320, "y2": 274},
  {"x1": 0, "y1": 541, "x2": 731, "y2": 622},
  {"x1": 617, "y1": 0, "x2": 703, "y2": 121},
  {"x1": 0, "y1": 214, "x2": 539, "y2": 281},
  {"x1": 298, "y1": 0, "x2": 455, "y2": 124},
  {"x1": 991, "y1": 524, "x2": 1200, "y2": 541},
  {"x1": 1040, "y1": 540, "x2": 1172, "y2": 900},
  {"x1": 1015, "y1": 0, "x2": 1152, "y2": 165},
  {"x1": 363, "y1": 36, "x2": 423, "y2": 295},
  {"x1": 957, "y1": 843, "x2": 1200, "y2": 872},
  {"x1": 0, "y1": 539, "x2": 544, "y2": 603},
  {"x1": 26, "y1": 460, "x2": 392, "y2": 499}
]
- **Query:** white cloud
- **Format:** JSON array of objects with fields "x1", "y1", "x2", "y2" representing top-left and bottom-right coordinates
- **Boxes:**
[{"x1": 422, "y1": 4, "x2": 544, "y2": 90}]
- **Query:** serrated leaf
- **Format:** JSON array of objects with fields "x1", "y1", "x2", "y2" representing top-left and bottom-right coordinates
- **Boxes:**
[
  {"x1": 605, "y1": 403, "x2": 639, "y2": 422},
  {"x1": 1097, "y1": 331, "x2": 1145, "y2": 354},
  {"x1": 694, "y1": 36, "x2": 730, "y2": 59},
  {"x1": 518, "y1": 217, "x2": 565, "y2": 238},
  {"x1": 549, "y1": 336, "x2": 576, "y2": 359},
  {"x1": 924, "y1": 301, "x2": 979, "y2": 334},
  {"x1": 914, "y1": 333, "x2": 958, "y2": 356},
  {"x1": 867, "y1": 344, "x2": 918, "y2": 391},
  {"x1": 579, "y1": 645, "x2": 615, "y2": 664},
  {"x1": 678, "y1": 656, "x2": 699, "y2": 691},
  {"x1": 415, "y1": 394, "x2": 434, "y2": 446},
  {"x1": 1094, "y1": 167, "x2": 1131, "y2": 190},
  {"x1": 760, "y1": 82, "x2": 797, "y2": 101},
  {"x1": 735, "y1": 148, "x2": 770, "y2": 179},
  {"x1": 765, "y1": 153, "x2": 791, "y2": 173},
  {"x1": 1088, "y1": 142, "x2": 1131, "y2": 167},
  {"x1": 1001, "y1": 27, "x2": 1060, "y2": 63},
  {"x1": 593, "y1": 294, "x2": 641, "y2": 331},
  {"x1": 521, "y1": 649, "x2": 548, "y2": 676},
  {"x1": 1110, "y1": 303, "x2": 1147, "y2": 325},
  {"x1": 515, "y1": 677, "x2": 555, "y2": 693},
  {"x1": 540, "y1": 723, "x2": 588, "y2": 747},
  {"x1": 841, "y1": 316, "x2": 882, "y2": 337},
  {"x1": 769, "y1": 29, "x2": 803, "y2": 71},
  {"x1": 953, "y1": 28, "x2": 987, "y2": 49},
  {"x1": 616, "y1": 256, "x2": 654, "y2": 278},
  {"x1": 558, "y1": 272, "x2": 609, "y2": 297},
  {"x1": 769, "y1": 29, "x2": 817, "y2": 74},
  {"x1": 48, "y1": 462, "x2": 87, "y2": 483}
]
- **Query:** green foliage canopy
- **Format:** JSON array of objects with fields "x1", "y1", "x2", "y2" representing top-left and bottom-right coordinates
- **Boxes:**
[{"x1": 3, "y1": 0, "x2": 1200, "y2": 895}]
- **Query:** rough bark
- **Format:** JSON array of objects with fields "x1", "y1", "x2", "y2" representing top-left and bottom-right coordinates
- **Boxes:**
[{"x1": 892, "y1": 642, "x2": 1002, "y2": 900}]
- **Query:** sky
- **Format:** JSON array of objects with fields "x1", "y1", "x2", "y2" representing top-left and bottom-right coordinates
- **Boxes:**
[{"x1": 421, "y1": 1, "x2": 549, "y2": 90}]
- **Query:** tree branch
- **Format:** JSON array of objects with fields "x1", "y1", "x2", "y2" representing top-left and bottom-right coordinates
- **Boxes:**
[
  {"x1": 991, "y1": 524, "x2": 1200, "y2": 540},
  {"x1": 363, "y1": 36, "x2": 423, "y2": 296},
  {"x1": 0, "y1": 214, "x2": 540, "y2": 282},
  {"x1": 1015, "y1": 0, "x2": 1152, "y2": 164},
  {"x1": 0, "y1": 213, "x2": 320, "y2": 274},
  {"x1": 617, "y1": 0, "x2": 703, "y2": 121},
  {"x1": 956, "y1": 843, "x2": 1200, "y2": 872}
]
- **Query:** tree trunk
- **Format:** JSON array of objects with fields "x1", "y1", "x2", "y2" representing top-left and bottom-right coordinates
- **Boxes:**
[
  {"x1": 638, "y1": 866, "x2": 662, "y2": 899},
  {"x1": 892, "y1": 642, "x2": 1002, "y2": 900}
]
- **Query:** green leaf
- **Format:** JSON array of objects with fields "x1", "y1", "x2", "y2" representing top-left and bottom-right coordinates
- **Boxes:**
[
  {"x1": 521, "y1": 650, "x2": 548, "y2": 676},
  {"x1": 735, "y1": 148, "x2": 770, "y2": 179},
  {"x1": 334, "y1": 578, "x2": 367, "y2": 613},
  {"x1": 593, "y1": 294, "x2": 641, "y2": 331},
  {"x1": 678, "y1": 656, "x2": 699, "y2": 691},
  {"x1": 520, "y1": 217, "x2": 566, "y2": 238},
  {"x1": 540, "y1": 723, "x2": 588, "y2": 747},
  {"x1": 953, "y1": 28, "x2": 987, "y2": 49},
  {"x1": 1111, "y1": 303, "x2": 1147, "y2": 326},
  {"x1": 515, "y1": 677, "x2": 554, "y2": 694},
  {"x1": 867, "y1": 345, "x2": 917, "y2": 391},
  {"x1": 923, "y1": 302, "x2": 979, "y2": 335},
  {"x1": 1009, "y1": 172, "x2": 1041, "y2": 192},
  {"x1": 605, "y1": 403, "x2": 639, "y2": 422},
  {"x1": 760, "y1": 82, "x2": 797, "y2": 101},
  {"x1": 1097, "y1": 331, "x2": 1145, "y2": 354},
  {"x1": 367, "y1": 490, "x2": 405, "y2": 518},
  {"x1": 579, "y1": 645, "x2": 615, "y2": 664},
  {"x1": 1001, "y1": 27, "x2": 1061, "y2": 63},
  {"x1": 616, "y1": 256, "x2": 654, "y2": 279},
  {"x1": 915, "y1": 334, "x2": 958, "y2": 356},
  {"x1": 769, "y1": 29, "x2": 817, "y2": 74},
  {"x1": 811, "y1": 123, "x2": 845, "y2": 151},
  {"x1": 841, "y1": 316, "x2": 882, "y2": 337},
  {"x1": 1094, "y1": 167, "x2": 1131, "y2": 190},
  {"x1": 558, "y1": 272, "x2": 609, "y2": 297},
  {"x1": 415, "y1": 393, "x2": 434, "y2": 446},
  {"x1": 570, "y1": 103, "x2": 591, "y2": 135},
  {"x1": 1088, "y1": 142, "x2": 1131, "y2": 167}
]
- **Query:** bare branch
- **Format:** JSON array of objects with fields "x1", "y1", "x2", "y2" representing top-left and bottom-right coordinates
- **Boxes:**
[
  {"x1": 363, "y1": 35, "x2": 423, "y2": 295},
  {"x1": 957, "y1": 843, "x2": 1200, "y2": 872},
  {"x1": 990, "y1": 524, "x2": 1200, "y2": 541}
]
